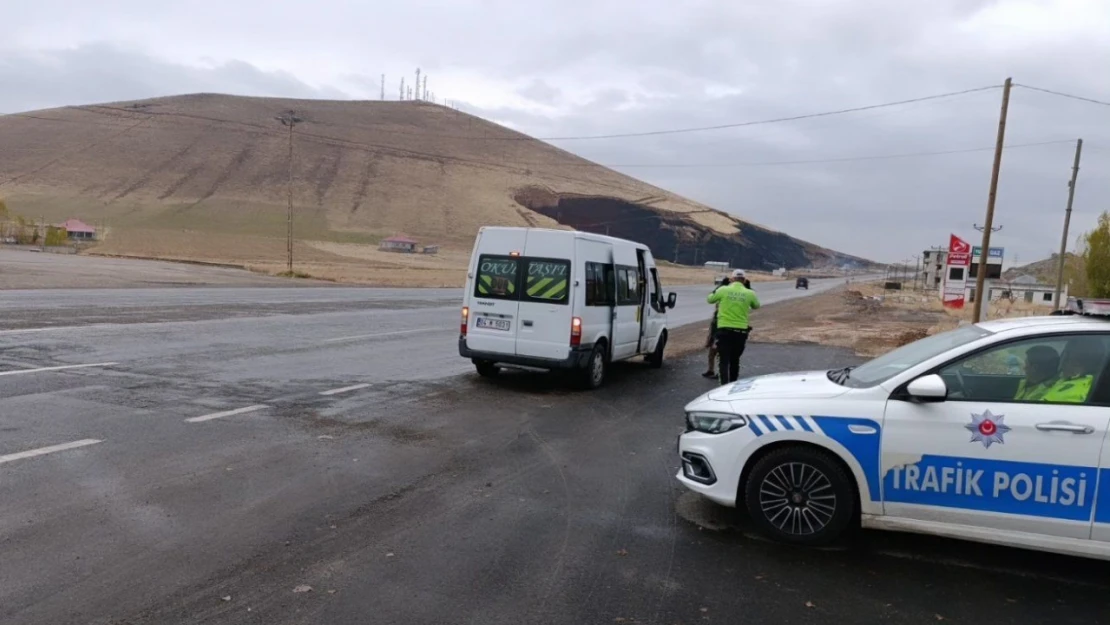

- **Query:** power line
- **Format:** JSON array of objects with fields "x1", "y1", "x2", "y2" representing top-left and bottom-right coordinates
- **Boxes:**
[
  {"x1": 1014, "y1": 84, "x2": 1110, "y2": 108},
  {"x1": 51, "y1": 102, "x2": 1080, "y2": 170},
  {"x1": 4, "y1": 84, "x2": 1003, "y2": 148},
  {"x1": 532, "y1": 85, "x2": 1002, "y2": 141},
  {"x1": 594, "y1": 139, "x2": 1076, "y2": 168},
  {"x1": 1, "y1": 103, "x2": 1086, "y2": 212}
]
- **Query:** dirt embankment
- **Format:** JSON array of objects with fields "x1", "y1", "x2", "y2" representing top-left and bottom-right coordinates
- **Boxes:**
[
  {"x1": 666, "y1": 284, "x2": 956, "y2": 361},
  {"x1": 750, "y1": 287, "x2": 951, "y2": 357}
]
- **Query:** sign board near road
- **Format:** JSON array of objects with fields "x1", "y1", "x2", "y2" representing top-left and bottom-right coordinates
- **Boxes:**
[
  {"x1": 972, "y1": 246, "x2": 1005, "y2": 260},
  {"x1": 943, "y1": 234, "x2": 971, "y2": 309}
]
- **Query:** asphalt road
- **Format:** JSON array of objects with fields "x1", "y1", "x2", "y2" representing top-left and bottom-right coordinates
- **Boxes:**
[
  {"x1": 5, "y1": 278, "x2": 1103, "y2": 625},
  {"x1": 0, "y1": 277, "x2": 849, "y2": 385}
]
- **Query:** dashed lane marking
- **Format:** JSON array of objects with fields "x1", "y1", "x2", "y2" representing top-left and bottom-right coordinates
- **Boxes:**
[
  {"x1": 0, "y1": 362, "x2": 118, "y2": 377},
  {"x1": 319, "y1": 383, "x2": 371, "y2": 396},
  {"x1": 0, "y1": 439, "x2": 104, "y2": 465},
  {"x1": 323, "y1": 327, "x2": 446, "y2": 343},
  {"x1": 185, "y1": 404, "x2": 269, "y2": 423}
]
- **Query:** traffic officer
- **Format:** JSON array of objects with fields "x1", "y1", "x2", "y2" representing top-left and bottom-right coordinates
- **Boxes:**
[
  {"x1": 707, "y1": 269, "x2": 761, "y2": 384},
  {"x1": 1041, "y1": 340, "x2": 1104, "y2": 403},
  {"x1": 1013, "y1": 345, "x2": 1059, "y2": 401}
]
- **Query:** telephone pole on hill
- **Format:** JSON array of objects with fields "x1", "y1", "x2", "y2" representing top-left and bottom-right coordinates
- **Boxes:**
[
  {"x1": 972, "y1": 77, "x2": 1012, "y2": 323},
  {"x1": 1054, "y1": 138, "x2": 1084, "y2": 309},
  {"x1": 276, "y1": 111, "x2": 303, "y2": 275}
]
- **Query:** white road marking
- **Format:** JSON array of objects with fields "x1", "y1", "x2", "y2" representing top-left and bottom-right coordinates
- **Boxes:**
[
  {"x1": 185, "y1": 404, "x2": 268, "y2": 423},
  {"x1": 0, "y1": 362, "x2": 118, "y2": 377},
  {"x1": 0, "y1": 439, "x2": 103, "y2": 465},
  {"x1": 319, "y1": 383, "x2": 371, "y2": 396},
  {"x1": 324, "y1": 327, "x2": 446, "y2": 343},
  {"x1": 0, "y1": 328, "x2": 63, "y2": 336}
]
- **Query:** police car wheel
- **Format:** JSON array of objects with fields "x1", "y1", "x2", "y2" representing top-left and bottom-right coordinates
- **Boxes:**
[
  {"x1": 744, "y1": 446, "x2": 855, "y2": 546},
  {"x1": 475, "y1": 361, "x2": 500, "y2": 377}
]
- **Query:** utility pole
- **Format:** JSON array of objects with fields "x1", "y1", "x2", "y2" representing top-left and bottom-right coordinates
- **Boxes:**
[
  {"x1": 913, "y1": 255, "x2": 921, "y2": 291},
  {"x1": 380, "y1": 74, "x2": 385, "y2": 100},
  {"x1": 972, "y1": 77, "x2": 1012, "y2": 323},
  {"x1": 422, "y1": 75, "x2": 428, "y2": 100},
  {"x1": 276, "y1": 111, "x2": 303, "y2": 275},
  {"x1": 400, "y1": 77, "x2": 405, "y2": 100},
  {"x1": 1054, "y1": 138, "x2": 1083, "y2": 309},
  {"x1": 415, "y1": 68, "x2": 421, "y2": 100}
]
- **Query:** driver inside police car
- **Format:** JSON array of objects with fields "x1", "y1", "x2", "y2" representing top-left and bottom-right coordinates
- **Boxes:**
[
  {"x1": 1041, "y1": 340, "x2": 1106, "y2": 404},
  {"x1": 1014, "y1": 345, "x2": 1059, "y2": 401}
]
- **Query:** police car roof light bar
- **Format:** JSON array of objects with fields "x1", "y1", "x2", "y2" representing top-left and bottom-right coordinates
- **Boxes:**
[{"x1": 1062, "y1": 297, "x2": 1110, "y2": 318}]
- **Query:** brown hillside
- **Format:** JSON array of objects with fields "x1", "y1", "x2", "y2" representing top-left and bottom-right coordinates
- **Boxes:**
[
  {"x1": 0, "y1": 93, "x2": 870, "y2": 281},
  {"x1": 1004, "y1": 252, "x2": 1087, "y2": 296}
]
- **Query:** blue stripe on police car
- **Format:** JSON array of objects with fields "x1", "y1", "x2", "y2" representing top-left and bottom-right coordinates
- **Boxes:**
[{"x1": 884, "y1": 455, "x2": 1095, "y2": 522}]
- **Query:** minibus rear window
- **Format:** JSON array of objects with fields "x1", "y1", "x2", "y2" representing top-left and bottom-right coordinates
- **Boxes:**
[
  {"x1": 523, "y1": 258, "x2": 571, "y2": 304},
  {"x1": 475, "y1": 255, "x2": 519, "y2": 300}
]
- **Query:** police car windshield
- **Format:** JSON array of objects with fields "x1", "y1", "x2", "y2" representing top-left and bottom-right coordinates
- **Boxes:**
[{"x1": 836, "y1": 324, "x2": 992, "y2": 388}]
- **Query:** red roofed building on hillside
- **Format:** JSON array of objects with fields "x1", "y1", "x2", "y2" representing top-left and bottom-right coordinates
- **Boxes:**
[
  {"x1": 379, "y1": 235, "x2": 418, "y2": 253},
  {"x1": 57, "y1": 218, "x2": 97, "y2": 240}
]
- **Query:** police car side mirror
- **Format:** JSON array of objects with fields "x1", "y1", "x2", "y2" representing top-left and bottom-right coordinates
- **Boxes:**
[
  {"x1": 906, "y1": 374, "x2": 948, "y2": 401},
  {"x1": 667, "y1": 293, "x2": 678, "y2": 309}
]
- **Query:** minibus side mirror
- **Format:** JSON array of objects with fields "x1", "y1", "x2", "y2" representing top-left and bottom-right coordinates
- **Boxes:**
[{"x1": 666, "y1": 292, "x2": 678, "y2": 309}]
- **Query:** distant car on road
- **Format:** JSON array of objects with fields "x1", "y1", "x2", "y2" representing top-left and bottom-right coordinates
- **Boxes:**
[
  {"x1": 795, "y1": 277, "x2": 809, "y2": 289},
  {"x1": 677, "y1": 297, "x2": 1110, "y2": 560}
]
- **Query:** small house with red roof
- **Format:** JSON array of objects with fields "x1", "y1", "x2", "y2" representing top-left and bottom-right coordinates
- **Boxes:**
[
  {"x1": 379, "y1": 235, "x2": 418, "y2": 253},
  {"x1": 57, "y1": 218, "x2": 97, "y2": 241}
]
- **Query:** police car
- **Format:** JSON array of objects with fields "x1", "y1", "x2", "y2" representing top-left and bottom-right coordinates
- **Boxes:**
[{"x1": 676, "y1": 297, "x2": 1110, "y2": 560}]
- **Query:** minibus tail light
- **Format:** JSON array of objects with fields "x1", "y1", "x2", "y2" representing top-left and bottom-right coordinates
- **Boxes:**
[{"x1": 570, "y1": 316, "x2": 582, "y2": 346}]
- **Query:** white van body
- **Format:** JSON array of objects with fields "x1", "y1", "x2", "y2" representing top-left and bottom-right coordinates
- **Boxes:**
[{"x1": 458, "y1": 227, "x2": 677, "y2": 387}]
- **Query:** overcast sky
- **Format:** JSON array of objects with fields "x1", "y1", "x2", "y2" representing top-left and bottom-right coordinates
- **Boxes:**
[{"x1": 5, "y1": 0, "x2": 1110, "y2": 264}]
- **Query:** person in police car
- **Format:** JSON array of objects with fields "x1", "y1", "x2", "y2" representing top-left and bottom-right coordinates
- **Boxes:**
[
  {"x1": 1013, "y1": 345, "x2": 1059, "y2": 401},
  {"x1": 1041, "y1": 339, "x2": 1105, "y2": 403}
]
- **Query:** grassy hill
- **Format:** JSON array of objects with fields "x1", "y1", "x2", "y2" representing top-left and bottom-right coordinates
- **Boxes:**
[{"x1": 0, "y1": 93, "x2": 873, "y2": 284}]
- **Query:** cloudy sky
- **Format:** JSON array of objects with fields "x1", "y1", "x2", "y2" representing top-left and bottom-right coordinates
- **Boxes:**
[{"x1": 5, "y1": 0, "x2": 1110, "y2": 264}]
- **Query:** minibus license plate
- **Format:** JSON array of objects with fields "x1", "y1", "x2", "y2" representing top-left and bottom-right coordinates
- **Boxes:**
[{"x1": 477, "y1": 318, "x2": 511, "y2": 331}]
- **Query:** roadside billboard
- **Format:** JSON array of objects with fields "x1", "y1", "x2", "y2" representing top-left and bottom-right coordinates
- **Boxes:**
[
  {"x1": 972, "y1": 246, "x2": 1005, "y2": 261},
  {"x1": 943, "y1": 234, "x2": 971, "y2": 309}
]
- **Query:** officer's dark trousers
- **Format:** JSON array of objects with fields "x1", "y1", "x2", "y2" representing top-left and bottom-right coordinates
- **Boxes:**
[{"x1": 716, "y1": 328, "x2": 750, "y2": 384}]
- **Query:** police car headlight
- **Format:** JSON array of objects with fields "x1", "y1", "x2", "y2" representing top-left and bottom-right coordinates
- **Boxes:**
[{"x1": 686, "y1": 412, "x2": 748, "y2": 434}]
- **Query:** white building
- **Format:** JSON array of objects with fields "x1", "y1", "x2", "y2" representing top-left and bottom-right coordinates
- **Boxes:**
[
  {"x1": 965, "y1": 278, "x2": 1068, "y2": 308},
  {"x1": 921, "y1": 249, "x2": 948, "y2": 290}
]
